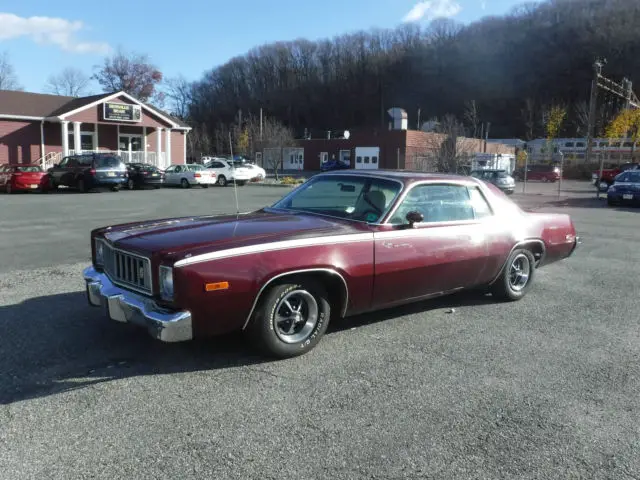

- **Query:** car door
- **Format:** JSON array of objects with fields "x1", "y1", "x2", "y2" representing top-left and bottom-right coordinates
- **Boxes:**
[
  {"x1": 164, "y1": 165, "x2": 178, "y2": 184},
  {"x1": 49, "y1": 156, "x2": 70, "y2": 185},
  {"x1": 371, "y1": 182, "x2": 493, "y2": 309}
]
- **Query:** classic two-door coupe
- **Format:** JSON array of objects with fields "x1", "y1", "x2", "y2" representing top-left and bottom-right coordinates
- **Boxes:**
[{"x1": 84, "y1": 170, "x2": 580, "y2": 358}]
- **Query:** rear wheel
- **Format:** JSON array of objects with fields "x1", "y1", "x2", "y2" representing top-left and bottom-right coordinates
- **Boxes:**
[
  {"x1": 127, "y1": 178, "x2": 135, "y2": 190},
  {"x1": 77, "y1": 178, "x2": 87, "y2": 193},
  {"x1": 181, "y1": 178, "x2": 190, "y2": 189},
  {"x1": 217, "y1": 175, "x2": 227, "y2": 187},
  {"x1": 6, "y1": 183, "x2": 13, "y2": 194},
  {"x1": 246, "y1": 278, "x2": 332, "y2": 358},
  {"x1": 490, "y1": 249, "x2": 536, "y2": 301},
  {"x1": 541, "y1": 176, "x2": 549, "y2": 183},
  {"x1": 202, "y1": 184, "x2": 209, "y2": 188}
]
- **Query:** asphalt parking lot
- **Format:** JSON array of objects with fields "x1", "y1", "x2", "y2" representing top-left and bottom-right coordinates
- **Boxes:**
[{"x1": 1, "y1": 180, "x2": 640, "y2": 479}]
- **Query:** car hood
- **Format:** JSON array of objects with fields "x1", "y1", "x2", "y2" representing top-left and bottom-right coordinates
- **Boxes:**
[{"x1": 100, "y1": 209, "x2": 369, "y2": 261}]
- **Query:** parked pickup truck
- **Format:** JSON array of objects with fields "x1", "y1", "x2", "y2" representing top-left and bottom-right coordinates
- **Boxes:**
[{"x1": 592, "y1": 162, "x2": 639, "y2": 187}]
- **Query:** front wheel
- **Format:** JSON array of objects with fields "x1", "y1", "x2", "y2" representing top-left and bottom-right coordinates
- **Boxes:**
[
  {"x1": 246, "y1": 279, "x2": 332, "y2": 359},
  {"x1": 490, "y1": 249, "x2": 536, "y2": 301},
  {"x1": 217, "y1": 175, "x2": 227, "y2": 187},
  {"x1": 6, "y1": 183, "x2": 13, "y2": 194},
  {"x1": 127, "y1": 178, "x2": 135, "y2": 190}
]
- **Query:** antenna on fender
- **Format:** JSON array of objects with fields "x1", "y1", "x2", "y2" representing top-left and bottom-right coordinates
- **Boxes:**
[{"x1": 229, "y1": 131, "x2": 240, "y2": 217}]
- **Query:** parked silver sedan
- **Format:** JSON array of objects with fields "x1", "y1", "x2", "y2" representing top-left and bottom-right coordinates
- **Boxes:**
[{"x1": 470, "y1": 169, "x2": 515, "y2": 195}]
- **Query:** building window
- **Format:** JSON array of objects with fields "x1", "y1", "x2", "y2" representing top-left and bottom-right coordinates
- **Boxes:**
[
  {"x1": 364, "y1": 156, "x2": 370, "y2": 164},
  {"x1": 68, "y1": 132, "x2": 96, "y2": 151},
  {"x1": 356, "y1": 156, "x2": 362, "y2": 163},
  {"x1": 372, "y1": 156, "x2": 378, "y2": 164}
]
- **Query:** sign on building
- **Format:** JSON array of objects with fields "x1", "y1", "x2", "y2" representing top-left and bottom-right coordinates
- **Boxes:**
[{"x1": 103, "y1": 102, "x2": 142, "y2": 122}]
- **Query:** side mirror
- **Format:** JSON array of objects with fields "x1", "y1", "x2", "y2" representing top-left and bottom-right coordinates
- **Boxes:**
[
  {"x1": 406, "y1": 211, "x2": 424, "y2": 226},
  {"x1": 53, "y1": 163, "x2": 59, "y2": 168}
]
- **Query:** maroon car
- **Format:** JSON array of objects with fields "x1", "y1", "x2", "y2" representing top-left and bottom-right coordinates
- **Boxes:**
[
  {"x1": 83, "y1": 171, "x2": 580, "y2": 358},
  {"x1": 0, "y1": 164, "x2": 48, "y2": 193}
]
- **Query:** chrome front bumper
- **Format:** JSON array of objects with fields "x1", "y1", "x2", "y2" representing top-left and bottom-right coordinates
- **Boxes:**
[{"x1": 83, "y1": 266, "x2": 193, "y2": 342}]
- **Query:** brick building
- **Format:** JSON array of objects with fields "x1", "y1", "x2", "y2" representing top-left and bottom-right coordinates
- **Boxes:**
[
  {"x1": 286, "y1": 128, "x2": 514, "y2": 172},
  {"x1": 0, "y1": 89, "x2": 191, "y2": 169}
]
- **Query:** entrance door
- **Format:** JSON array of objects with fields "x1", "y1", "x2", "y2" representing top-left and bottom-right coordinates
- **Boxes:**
[
  {"x1": 119, "y1": 135, "x2": 143, "y2": 163},
  {"x1": 320, "y1": 152, "x2": 328, "y2": 168}
]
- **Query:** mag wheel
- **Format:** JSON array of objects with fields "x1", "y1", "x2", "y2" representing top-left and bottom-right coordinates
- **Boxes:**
[
  {"x1": 217, "y1": 175, "x2": 227, "y2": 187},
  {"x1": 127, "y1": 178, "x2": 135, "y2": 190},
  {"x1": 490, "y1": 248, "x2": 536, "y2": 301},
  {"x1": 180, "y1": 178, "x2": 190, "y2": 189},
  {"x1": 247, "y1": 279, "x2": 331, "y2": 359}
]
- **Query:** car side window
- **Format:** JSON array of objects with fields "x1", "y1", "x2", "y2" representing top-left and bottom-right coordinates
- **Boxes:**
[
  {"x1": 468, "y1": 187, "x2": 493, "y2": 219},
  {"x1": 617, "y1": 173, "x2": 629, "y2": 182},
  {"x1": 175, "y1": 166, "x2": 182, "y2": 173},
  {"x1": 389, "y1": 184, "x2": 474, "y2": 224},
  {"x1": 165, "y1": 166, "x2": 175, "y2": 173}
]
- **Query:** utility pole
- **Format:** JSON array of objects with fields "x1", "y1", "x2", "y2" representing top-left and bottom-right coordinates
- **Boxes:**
[
  {"x1": 585, "y1": 58, "x2": 640, "y2": 198},
  {"x1": 417, "y1": 108, "x2": 421, "y2": 131}
]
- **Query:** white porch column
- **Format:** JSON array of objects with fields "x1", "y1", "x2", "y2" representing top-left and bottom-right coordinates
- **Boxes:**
[
  {"x1": 165, "y1": 128, "x2": 172, "y2": 165},
  {"x1": 95, "y1": 124, "x2": 99, "y2": 151},
  {"x1": 156, "y1": 127, "x2": 163, "y2": 166},
  {"x1": 143, "y1": 126, "x2": 147, "y2": 162},
  {"x1": 73, "y1": 121, "x2": 82, "y2": 153},
  {"x1": 61, "y1": 121, "x2": 70, "y2": 157}
]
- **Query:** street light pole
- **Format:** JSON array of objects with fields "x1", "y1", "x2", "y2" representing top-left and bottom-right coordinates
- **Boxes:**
[
  {"x1": 523, "y1": 150, "x2": 528, "y2": 194},
  {"x1": 558, "y1": 151, "x2": 564, "y2": 199}
]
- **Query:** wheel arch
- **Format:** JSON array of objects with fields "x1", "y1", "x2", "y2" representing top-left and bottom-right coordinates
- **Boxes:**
[
  {"x1": 242, "y1": 268, "x2": 349, "y2": 330},
  {"x1": 489, "y1": 238, "x2": 546, "y2": 286}
]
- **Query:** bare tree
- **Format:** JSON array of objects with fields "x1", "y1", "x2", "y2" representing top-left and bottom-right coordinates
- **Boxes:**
[
  {"x1": 242, "y1": 114, "x2": 295, "y2": 179},
  {"x1": 93, "y1": 48, "x2": 163, "y2": 102},
  {"x1": 164, "y1": 76, "x2": 193, "y2": 120},
  {"x1": 45, "y1": 67, "x2": 91, "y2": 97},
  {"x1": 436, "y1": 114, "x2": 470, "y2": 173},
  {"x1": 464, "y1": 100, "x2": 480, "y2": 138},
  {"x1": 572, "y1": 100, "x2": 589, "y2": 137},
  {"x1": 0, "y1": 51, "x2": 22, "y2": 91}
]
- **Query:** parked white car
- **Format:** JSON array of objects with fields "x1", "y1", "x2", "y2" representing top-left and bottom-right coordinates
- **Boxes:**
[
  {"x1": 241, "y1": 163, "x2": 266, "y2": 181},
  {"x1": 163, "y1": 164, "x2": 217, "y2": 188},
  {"x1": 204, "y1": 158, "x2": 254, "y2": 186}
]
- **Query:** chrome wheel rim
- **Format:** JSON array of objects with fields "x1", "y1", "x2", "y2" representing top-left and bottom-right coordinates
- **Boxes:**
[
  {"x1": 509, "y1": 253, "x2": 531, "y2": 291},
  {"x1": 218, "y1": 176, "x2": 226, "y2": 186},
  {"x1": 273, "y1": 290, "x2": 319, "y2": 344}
]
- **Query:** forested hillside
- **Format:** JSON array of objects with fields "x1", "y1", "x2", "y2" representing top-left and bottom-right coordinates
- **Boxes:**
[{"x1": 187, "y1": 0, "x2": 640, "y2": 142}]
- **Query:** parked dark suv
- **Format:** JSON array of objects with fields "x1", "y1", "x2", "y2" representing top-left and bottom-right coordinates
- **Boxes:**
[
  {"x1": 47, "y1": 153, "x2": 128, "y2": 192},
  {"x1": 512, "y1": 164, "x2": 560, "y2": 183}
]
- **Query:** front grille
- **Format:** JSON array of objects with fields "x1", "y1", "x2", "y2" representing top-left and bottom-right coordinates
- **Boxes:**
[{"x1": 98, "y1": 240, "x2": 152, "y2": 295}]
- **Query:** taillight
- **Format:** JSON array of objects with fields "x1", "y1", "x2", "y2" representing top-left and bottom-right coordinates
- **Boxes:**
[
  {"x1": 12, "y1": 172, "x2": 22, "y2": 177},
  {"x1": 194, "y1": 173, "x2": 201, "y2": 178},
  {"x1": 89, "y1": 168, "x2": 96, "y2": 175}
]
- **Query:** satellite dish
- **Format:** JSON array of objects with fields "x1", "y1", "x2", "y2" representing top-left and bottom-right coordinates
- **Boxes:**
[{"x1": 344, "y1": 130, "x2": 350, "y2": 139}]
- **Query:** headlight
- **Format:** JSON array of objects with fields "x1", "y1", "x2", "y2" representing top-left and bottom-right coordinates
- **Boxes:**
[
  {"x1": 95, "y1": 239, "x2": 105, "y2": 266},
  {"x1": 159, "y1": 266, "x2": 174, "y2": 301},
  {"x1": 608, "y1": 185, "x2": 616, "y2": 192}
]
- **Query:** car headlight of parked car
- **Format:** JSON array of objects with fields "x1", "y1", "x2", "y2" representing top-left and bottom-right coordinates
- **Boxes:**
[
  {"x1": 95, "y1": 239, "x2": 105, "y2": 266},
  {"x1": 608, "y1": 185, "x2": 616, "y2": 193},
  {"x1": 159, "y1": 266, "x2": 174, "y2": 301}
]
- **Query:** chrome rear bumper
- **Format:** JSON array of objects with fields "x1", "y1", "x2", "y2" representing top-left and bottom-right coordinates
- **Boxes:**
[{"x1": 83, "y1": 266, "x2": 192, "y2": 342}]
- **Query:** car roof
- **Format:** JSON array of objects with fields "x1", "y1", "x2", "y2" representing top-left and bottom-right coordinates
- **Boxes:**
[{"x1": 318, "y1": 169, "x2": 482, "y2": 185}]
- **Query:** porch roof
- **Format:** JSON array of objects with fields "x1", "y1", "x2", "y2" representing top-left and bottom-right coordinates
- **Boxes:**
[{"x1": 0, "y1": 89, "x2": 190, "y2": 130}]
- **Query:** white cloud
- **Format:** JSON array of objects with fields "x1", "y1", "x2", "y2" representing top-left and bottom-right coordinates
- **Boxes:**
[
  {"x1": 0, "y1": 13, "x2": 111, "y2": 54},
  {"x1": 402, "y1": 0, "x2": 462, "y2": 22}
]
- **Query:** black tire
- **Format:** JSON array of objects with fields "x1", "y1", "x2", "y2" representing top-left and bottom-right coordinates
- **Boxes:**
[
  {"x1": 6, "y1": 183, "x2": 13, "y2": 194},
  {"x1": 217, "y1": 175, "x2": 227, "y2": 187},
  {"x1": 181, "y1": 178, "x2": 190, "y2": 189},
  {"x1": 202, "y1": 184, "x2": 209, "y2": 188},
  {"x1": 127, "y1": 178, "x2": 135, "y2": 190},
  {"x1": 236, "y1": 181, "x2": 246, "y2": 186},
  {"x1": 246, "y1": 278, "x2": 332, "y2": 359},
  {"x1": 111, "y1": 185, "x2": 121, "y2": 192},
  {"x1": 153, "y1": 185, "x2": 161, "y2": 189},
  {"x1": 46, "y1": 177, "x2": 57, "y2": 193},
  {"x1": 77, "y1": 178, "x2": 87, "y2": 193},
  {"x1": 490, "y1": 248, "x2": 536, "y2": 302}
]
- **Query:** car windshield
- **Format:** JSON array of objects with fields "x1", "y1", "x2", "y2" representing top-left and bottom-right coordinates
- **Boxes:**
[
  {"x1": 16, "y1": 166, "x2": 43, "y2": 172},
  {"x1": 271, "y1": 175, "x2": 403, "y2": 223},
  {"x1": 95, "y1": 157, "x2": 121, "y2": 168}
]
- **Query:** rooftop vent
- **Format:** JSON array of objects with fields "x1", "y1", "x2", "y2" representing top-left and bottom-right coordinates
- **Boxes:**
[{"x1": 387, "y1": 107, "x2": 408, "y2": 131}]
